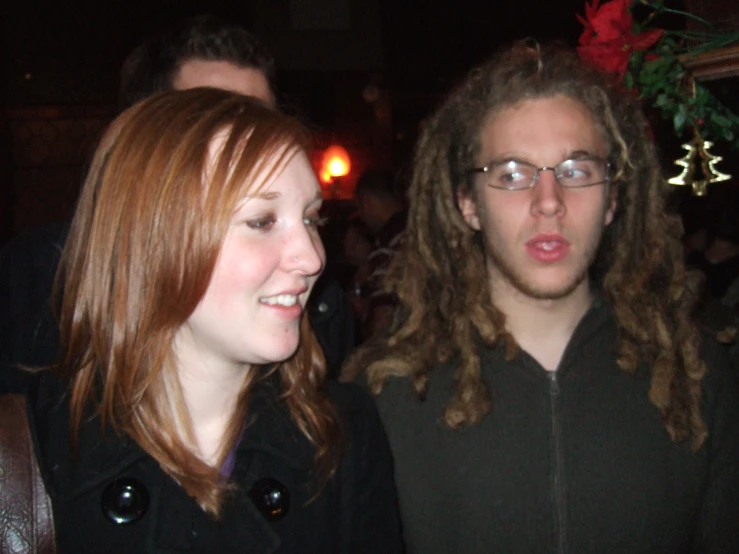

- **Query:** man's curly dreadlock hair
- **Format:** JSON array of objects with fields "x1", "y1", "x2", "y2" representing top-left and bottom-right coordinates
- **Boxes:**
[{"x1": 344, "y1": 42, "x2": 708, "y2": 450}]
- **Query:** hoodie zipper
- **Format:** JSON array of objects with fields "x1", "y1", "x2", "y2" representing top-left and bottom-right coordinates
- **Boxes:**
[{"x1": 549, "y1": 370, "x2": 567, "y2": 554}]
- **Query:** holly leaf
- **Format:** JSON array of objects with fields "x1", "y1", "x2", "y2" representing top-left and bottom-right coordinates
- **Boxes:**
[
  {"x1": 711, "y1": 113, "x2": 733, "y2": 128},
  {"x1": 673, "y1": 106, "x2": 687, "y2": 133},
  {"x1": 623, "y1": 71, "x2": 635, "y2": 89}
]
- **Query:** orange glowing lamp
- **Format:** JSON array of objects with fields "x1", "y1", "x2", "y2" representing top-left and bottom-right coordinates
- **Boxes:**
[
  {"x1": 321, "y1": 145, "x2": 351, "y2": 182},
  {"x1": 319, "y1": 168, "x2": 332, "y2": 183}
]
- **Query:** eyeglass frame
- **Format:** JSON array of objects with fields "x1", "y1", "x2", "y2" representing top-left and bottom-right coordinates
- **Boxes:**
[{"x1": 467, "y1": 155, "x2": 612, "y2": 191}]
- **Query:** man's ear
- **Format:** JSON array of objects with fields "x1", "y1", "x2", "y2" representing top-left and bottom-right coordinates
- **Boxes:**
[
  {"x1": 457, "y1": 188, "x2": 481, "y2": 231},
  {"x1": 604, "y1": 186, "x2": 617, "y2": 226}
]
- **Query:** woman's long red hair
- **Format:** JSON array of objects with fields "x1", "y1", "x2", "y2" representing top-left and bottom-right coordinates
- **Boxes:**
[{"x1": 56, "y1": 88, "x2": 341, "y2": 515}]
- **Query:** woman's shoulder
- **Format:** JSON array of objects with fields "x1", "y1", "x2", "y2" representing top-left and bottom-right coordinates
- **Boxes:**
[
  {"x1": 324, "y1": 380, "x2": 394, "y2": 459},
  {"x1": 325, "y1": 379, "x2": 382, "y2": 427},
  {"x1": 24, "y1": 370, "x2": 72, "y2": 436},
  {"x1": 0, "y1": 369, "x2": 71, "y2": 420},
  {"x1": 24, "y1": 370, "x2": 71, "y2": 414}
]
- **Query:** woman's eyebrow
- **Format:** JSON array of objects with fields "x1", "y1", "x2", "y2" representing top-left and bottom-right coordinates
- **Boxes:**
[{"x1": 250, "y1": 191, "x2": 281, "y2": 200}]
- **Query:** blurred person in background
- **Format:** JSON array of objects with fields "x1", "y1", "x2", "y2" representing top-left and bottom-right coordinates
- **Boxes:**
[
  {"x1": 352, "y1": 168, "x2": 407, "y2": 339},
  {"x1": 342, "y1": 220, "x2": 375, "y2": 342}
]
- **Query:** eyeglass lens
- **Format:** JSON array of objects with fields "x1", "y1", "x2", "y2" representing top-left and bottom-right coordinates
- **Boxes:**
[{"x1": 485, "y1": 158, "x2": 608, "y2": 190}]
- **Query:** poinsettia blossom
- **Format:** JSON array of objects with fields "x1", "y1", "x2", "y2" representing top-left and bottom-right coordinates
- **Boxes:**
[{"x1": 577, "y1": 0, "x2": 663, "y2": 79}]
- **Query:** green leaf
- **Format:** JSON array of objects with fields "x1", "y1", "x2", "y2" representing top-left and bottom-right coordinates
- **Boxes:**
[
  {"x1": 674, "y1": 107, "x2": 687, "y2": 133},
  {"x1": 623, "y1": 71, "x2": 635, "y2": 90},
  {"x1": 627, "y1": 7, "x2": 739, "y2": 150},
  {"x1": 711, "y1": 113, "x2": 733, "y2": 127},
  {"x1": 640, "y1": 70, "x2": 656, "y2": 87}
]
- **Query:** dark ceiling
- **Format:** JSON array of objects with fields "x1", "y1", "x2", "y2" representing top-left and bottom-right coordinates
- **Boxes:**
[{"x1": 2, "y1": 0, "x2": 591, "y2": 109}]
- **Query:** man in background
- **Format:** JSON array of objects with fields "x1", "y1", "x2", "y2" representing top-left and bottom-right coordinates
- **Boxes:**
[
  {"x1": 353, "y1": 168, "x2": 407, "y2": 339},
  {"x1": 118, "y1": 14, "x2": 275, "y2": 108}
]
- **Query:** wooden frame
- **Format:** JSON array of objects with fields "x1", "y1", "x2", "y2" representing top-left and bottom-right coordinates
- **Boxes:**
[{"x1": 681, "y1": 44, "x2": 739, "y2": 81}]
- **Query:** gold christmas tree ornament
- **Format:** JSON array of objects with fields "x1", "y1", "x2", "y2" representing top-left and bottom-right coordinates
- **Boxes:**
[{"x1": 668, "y1": 127, "x2": 732, "y2": 196}]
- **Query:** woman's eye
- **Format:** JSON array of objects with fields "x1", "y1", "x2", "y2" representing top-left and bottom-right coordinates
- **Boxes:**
[
  {"x1": 246, "y1": 215, "x2": 276, "y2": 230},
  {"x1": 305, "y1": 215, "x2": 328, "y2": 228}
]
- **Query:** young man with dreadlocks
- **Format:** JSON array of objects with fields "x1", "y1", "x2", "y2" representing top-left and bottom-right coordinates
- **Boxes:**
[{"x1": 344, "y1": 43, "x2": 739, "y2": 553}]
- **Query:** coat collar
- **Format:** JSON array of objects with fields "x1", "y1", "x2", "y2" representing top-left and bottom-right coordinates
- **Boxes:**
[
  {"x1": 235, "y1": 375, "x2": 316, "y2": 470},
  {"x1": 31, "y1": 373, "x2": 319, "y2": 553}
]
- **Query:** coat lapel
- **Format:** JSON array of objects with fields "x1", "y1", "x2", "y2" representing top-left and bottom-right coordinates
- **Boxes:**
[{"x1": 31, "y1": 373, "x2": 316, "y2": 553}]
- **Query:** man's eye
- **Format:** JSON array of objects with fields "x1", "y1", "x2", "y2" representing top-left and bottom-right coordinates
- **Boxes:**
[
  {"x1": 494, "y1": 169, "x2": 529, "y2": 188},
  {"x1": 562, "y1": 168, "x2": 586, "y2": 179},
  {"x1": 246, "y1": 216, "x2": 275, "y2": 230},
  {"x1": 501, "y1": 171, "x2": 526, "y2": 182}
]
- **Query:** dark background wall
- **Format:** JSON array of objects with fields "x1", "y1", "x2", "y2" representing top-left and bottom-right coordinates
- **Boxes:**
[{"x1": 1, "y1": 0, "x2": 737, "y2": 246}]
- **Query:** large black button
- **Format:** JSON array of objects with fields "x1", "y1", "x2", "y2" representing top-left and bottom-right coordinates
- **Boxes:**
[
  {"x1": 247, "y1": 477, "x2": 290, "y2": 522},
  {"x1": 101, "y1": 478, "x2": 149, "y2": 524}
]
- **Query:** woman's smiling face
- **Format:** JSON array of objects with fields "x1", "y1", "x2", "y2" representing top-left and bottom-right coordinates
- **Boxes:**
[{"x1": 174, "y1": 143, "x2": 325, "y2": 374}]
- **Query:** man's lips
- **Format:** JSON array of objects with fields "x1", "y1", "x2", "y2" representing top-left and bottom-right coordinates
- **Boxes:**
[{"x1": 525, "y1": 234, "x2": 571, "y2": 262}]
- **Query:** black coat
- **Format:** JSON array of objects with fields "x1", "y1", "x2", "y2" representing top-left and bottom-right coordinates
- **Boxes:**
[{"x1": 26, "y1": 373, "x2": 402, "y2": 553}]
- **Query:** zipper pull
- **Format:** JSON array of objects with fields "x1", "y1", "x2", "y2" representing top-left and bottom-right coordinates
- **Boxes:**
[{"x1": 548, "y1": 371, "x2": 560, "y2": 395}]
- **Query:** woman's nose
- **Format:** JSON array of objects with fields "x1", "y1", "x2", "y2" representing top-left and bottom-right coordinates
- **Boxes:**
[{"x1": 286, "y1": 229, "x2": 324, "y2": 276}]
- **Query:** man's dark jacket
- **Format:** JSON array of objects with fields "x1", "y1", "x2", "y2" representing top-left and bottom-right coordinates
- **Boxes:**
[{"x1": 375, "y1": 298, "x2": 739, "y2": 553}]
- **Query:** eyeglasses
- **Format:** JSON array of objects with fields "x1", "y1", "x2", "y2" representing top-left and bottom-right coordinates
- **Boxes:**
[{"x1": 468, "y1": 156, "x2": 610, "y2": 191}]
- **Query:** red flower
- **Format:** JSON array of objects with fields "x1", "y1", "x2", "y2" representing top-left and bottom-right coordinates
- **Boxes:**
[{"x1": 577, "y1": 0, "x2": 663, "y2": 80}]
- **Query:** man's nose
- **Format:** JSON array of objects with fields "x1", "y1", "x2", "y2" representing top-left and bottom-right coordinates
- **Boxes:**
[{"x1": 530, "y1": 168, "x2": 566, "y2": 218}]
